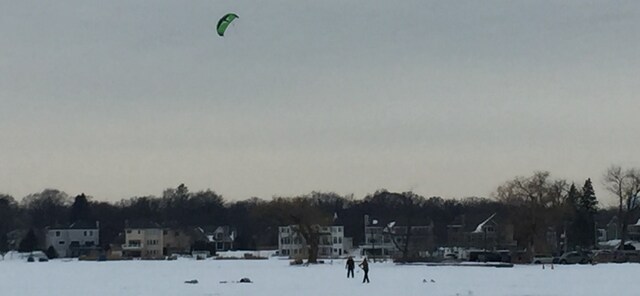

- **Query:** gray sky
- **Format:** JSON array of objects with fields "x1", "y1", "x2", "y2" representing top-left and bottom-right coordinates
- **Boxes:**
[{"x1": 1, "y1": 0, "x2": 639, "y2": 203}]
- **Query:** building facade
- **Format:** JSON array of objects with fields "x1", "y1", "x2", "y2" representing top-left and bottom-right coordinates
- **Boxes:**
[
  {"x1": 122, "y1": 221, "x2": 164, "y2": 259},
  {"x1": 46, "y1": 221, "x2": 100, "y2": 258},
  {"x1": 278, "y1": 225, "x2": 348, "y2": 259},
  {"x1": 361, "y1": 215, "x2": 435, "y2": 258}
]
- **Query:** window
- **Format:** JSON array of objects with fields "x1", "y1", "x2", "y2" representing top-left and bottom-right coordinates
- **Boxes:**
[
  {"x1": 338, "y1": 237, "x2": 342, "y2": 244},
  {"x1": 333, "y1": 237, "x2": 337, "y2": 244},
  {"x1": 126, "y1": 230, "x2": 131, "y2": 234},
  {"x1": 55, "y1": 231, "x2": 60, "y2": 237},
  {"x1": 84, "y1": 231, "x2": 87, "y2": 236},
  {"x1": 59, "y1": 241, "x2": 65, "y2": 245},
  {"x1": 137, "y1": 230, "x2": 140, "y2": 234},
  {"x1": 89, "y1": 231, "x2": 93, "y2": 236},
  {"x1": 163, "y1": 230, "x2": 168, "y2": 235}
]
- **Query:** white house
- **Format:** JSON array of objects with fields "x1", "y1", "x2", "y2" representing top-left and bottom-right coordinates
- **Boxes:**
[
  {"x1": 278, "y1": 225, "x2": 348, "y2": 259},
  {"x1": 122, "y1": 220, "x2": 164, "y2": 259},
  {"x1": 46, "y1": 221, "x2": 100, "y2": 258}
]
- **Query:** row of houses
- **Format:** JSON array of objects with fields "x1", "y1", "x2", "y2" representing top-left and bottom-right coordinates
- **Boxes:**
[
  {"x1": 276, "y1": 214, "x2": 517, "y2": 260},
  {"x1": 275, "y1": 214, "x2": 634, "y2": 260},
  {"x1": 20, "y1": 213, "x2": 635, "y2": 260},
  {"x1": 43, "y1": 221, "x2": 236, "y2": 259}
]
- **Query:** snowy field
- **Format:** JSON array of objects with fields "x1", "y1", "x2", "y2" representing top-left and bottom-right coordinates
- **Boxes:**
[{"x1": 1, "y1": 258, "x2": 639, "y2": 296}]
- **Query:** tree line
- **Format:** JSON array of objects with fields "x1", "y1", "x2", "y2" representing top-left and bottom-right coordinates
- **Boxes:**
[{"x1": 1, "y1": 166, "x2": 639, "y2": 258}]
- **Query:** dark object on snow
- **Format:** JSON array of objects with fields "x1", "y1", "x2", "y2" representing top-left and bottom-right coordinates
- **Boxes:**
[
  {"x1": 359, "y1": 258, "x2": 370, "y2": 283},
  {"x1": 184, "y1": 279, "x2": 199, "y2": 284},
  {"x1": 423, "y1": 279, "x2": 435, "y2": 283},
  {"x1": 239, "y1": 278, "x2": 252, "y2": 283},
  {"x1": 38, "y1": 257, "x2": 48, "y2": 262},
  {"x1": 27, "y1": 256, "x2": 35, "y2": 262},
  {"x1": 346, "y1": 256, "x2": 355, "y2": 278}
]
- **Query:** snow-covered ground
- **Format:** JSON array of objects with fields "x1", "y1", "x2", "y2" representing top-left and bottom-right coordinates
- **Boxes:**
[{"x1": 1, "y1": 258, "x2": 639, "y2": 296}]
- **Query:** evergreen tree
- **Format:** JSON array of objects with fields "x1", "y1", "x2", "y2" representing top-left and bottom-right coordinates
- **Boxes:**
[
  {"x1": 575, "y1": 178, "x2": 598, "y2": 247},
  {"x1": 69, "y1": 193, "x2": 92, "y2": 223},
  {"x1": 566, "y1": 183, "x2": 580, "y2": 211},
  {"x1": 18, "y1": 229, "x2": 39, "y2": 252},
  {"x1": 45, "y1": 245, "x2": 58, "y2": 259},
  {"x1": 565, "y1": 183, "x2": 580, "y2": 249},
  {"x1": 579, "y1": 178, "x2": 598, "y2": 214}
]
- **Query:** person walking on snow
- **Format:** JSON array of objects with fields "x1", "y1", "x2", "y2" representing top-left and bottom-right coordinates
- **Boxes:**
[
  {"x1": 346, "y1": 256, "x2": 355, "y2": 278},
  {"x1": 359, "y1": 257, "x2": 370, "y2": 283}
]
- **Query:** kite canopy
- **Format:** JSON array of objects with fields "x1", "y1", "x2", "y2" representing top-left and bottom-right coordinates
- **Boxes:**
[{"x1": 217, "y1": 13, "x2": 239, "y2": 37}]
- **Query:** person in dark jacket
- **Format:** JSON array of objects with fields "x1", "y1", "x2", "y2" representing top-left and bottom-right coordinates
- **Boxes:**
[
  {"x1": 359, "y1": 257, "x2": 370, "y2": 283},
  {"x1": 346, "y1": 256, "x2": 355, "y2": 278}
]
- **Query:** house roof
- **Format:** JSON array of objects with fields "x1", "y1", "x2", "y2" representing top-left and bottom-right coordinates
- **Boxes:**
[
  {"x1": 448, "y1": 213, "x2": 502, "y2": 232},
  {"x1": 124, "y1": 220, "x2": 162, "y2": 229},
  {"x1": 48, "y1": 220, "x2": 98, "y2": 230},
  {"x1": 195, "y1": 226, "x2": 237, "y2": 242},
  {"x1": 473, "y1": 213, "x2": 497, "y2": 233}
]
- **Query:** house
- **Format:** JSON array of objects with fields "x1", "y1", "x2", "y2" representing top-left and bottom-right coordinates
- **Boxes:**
[
  {"x1": 6, "y1": 229, "x2": 26, "y2": 251},
  {"x1": 45, "y1": 221, "x2": 100, "y2": 258},
  {"x1": 122, "y1": 220, "x2": 164, "y2": 259},
  {"x1": 627, "y1": 218, "x2": 640, "y2": 241},
  {"x1": 202, "y1": 226, "x2": 235, "y2": 252},
  {"x1": 123, "y1": 221, "x2": 203, "y2": 258},
  {"x1": 163, "y1": 227, "x2": 198, "y2": 255},
  {"x1": 278, "y1": 225, "x2": 348, "y2": 259},
  {"x1": 445, "y1": 213, "x2": 517, "y2": 251},
  {"x1": 606, "y1": 216, "x2": 620, "y2": 241},
  {"x1": 361, "y1": 215, "x2": 435, "y2": 259}
]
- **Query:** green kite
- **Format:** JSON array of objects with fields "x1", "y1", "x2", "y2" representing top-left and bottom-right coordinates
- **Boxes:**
[{"x1": 217, "y1": 13, "x2": 239, "y2": 37}]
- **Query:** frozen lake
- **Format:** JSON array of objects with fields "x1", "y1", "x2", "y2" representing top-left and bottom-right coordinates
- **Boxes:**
[{"x1": 1, "y1": 258, "x2": 639, "y2": 296}]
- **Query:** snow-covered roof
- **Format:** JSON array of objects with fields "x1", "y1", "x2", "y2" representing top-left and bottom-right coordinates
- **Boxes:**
[{"x1": 472, "y1": 213, "x2": 496, "y2": 233}]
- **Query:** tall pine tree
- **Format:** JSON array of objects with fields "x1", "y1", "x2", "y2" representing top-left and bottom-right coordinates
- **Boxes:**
[
  {"x1": 576, "y1": 178, "x2": 598, "y2": 247},
  {"x1": 565, "y1": 183, "x2": 580, "y2": 249},
  {"x1": 579, "y1": 178, "x2": 598, "y2": 214}
]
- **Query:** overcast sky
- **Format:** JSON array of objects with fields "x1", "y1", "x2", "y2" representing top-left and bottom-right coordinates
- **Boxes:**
[{"x1": 1, "y1": 1, "x2": 639, "y2": 203}]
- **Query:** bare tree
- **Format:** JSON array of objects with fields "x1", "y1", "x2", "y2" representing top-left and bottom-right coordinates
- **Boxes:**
[
  {"x1": 286, "y1": 196, "x2": 332, "y2": 264},
  {"x1": 381, "y1": 191, "x2": 427, "y2": 262},
  {"x1": 603, "y1": 166, "x2": 640, "y2": 249},
  {"x1": 495, "y1": 172, "x2": 568, "y2": 257}
]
